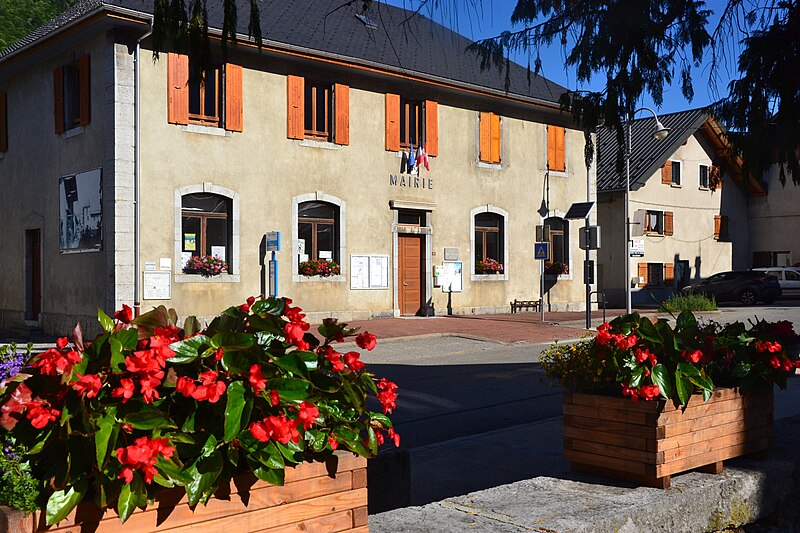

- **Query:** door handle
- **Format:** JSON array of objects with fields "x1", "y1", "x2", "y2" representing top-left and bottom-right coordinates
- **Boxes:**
[{"x1": 403, "y1": 282, "x2": 408, "y2": 286}]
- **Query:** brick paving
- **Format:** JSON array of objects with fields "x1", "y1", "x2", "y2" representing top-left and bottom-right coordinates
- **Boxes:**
[{"x1": 343, "y1": 309, "x2": 637, "y2": 345}]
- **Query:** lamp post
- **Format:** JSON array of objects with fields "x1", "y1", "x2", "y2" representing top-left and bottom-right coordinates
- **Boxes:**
[{"x1": 625, "y1": 108, "x2": 670, "y2": 314}]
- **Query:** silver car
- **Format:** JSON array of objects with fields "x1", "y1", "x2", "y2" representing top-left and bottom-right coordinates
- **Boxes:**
[{"x1": 754, "y1": 267, "x2": 800, "y2": 298}]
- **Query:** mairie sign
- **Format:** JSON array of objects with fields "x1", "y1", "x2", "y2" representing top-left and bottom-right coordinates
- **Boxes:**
[{"x1": 534, "y1": 242, "x2": 549, "y2": 260}]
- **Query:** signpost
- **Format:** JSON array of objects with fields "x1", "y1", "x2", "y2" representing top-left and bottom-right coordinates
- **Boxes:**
[
  {"x1": 266, "y1": 231, "x2": 280, "y2": 297},
  {"x1": 565, "y1": 202, "x2": 597, "y2": 330},
  {"x1": 534, "y1": 242, "x2": 549, "y2": 321}
]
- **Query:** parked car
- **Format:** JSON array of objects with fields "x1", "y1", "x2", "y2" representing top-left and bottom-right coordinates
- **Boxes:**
[
  {"x1": 753, "y1": 267, "x2": 800, "y2": 298},
  {"x1": 681, "y1": 270, "x2": 782, "y2": 305}
]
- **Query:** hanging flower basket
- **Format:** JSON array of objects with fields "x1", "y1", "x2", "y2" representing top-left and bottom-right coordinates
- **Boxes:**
[{"x1": 299, "y1": 259, "x2": 340, "y2": 277}]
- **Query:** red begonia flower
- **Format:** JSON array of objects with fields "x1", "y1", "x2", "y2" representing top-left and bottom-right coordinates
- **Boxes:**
[{"x1": 355, "y1": 332, "x2": 377, "y2": 351}]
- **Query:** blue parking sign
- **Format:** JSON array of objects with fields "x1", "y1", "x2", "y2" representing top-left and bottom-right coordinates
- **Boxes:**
[{"x1": 534, "y1": 242, "x2": 549, "y2": 260}]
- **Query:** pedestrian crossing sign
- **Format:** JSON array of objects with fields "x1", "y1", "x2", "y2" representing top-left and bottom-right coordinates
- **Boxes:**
[{"x1": 534, "y1": 242, "x2": 549, "y2": 260}]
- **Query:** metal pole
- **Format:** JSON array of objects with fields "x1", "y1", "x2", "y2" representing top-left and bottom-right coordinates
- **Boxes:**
[
  {"x1": 585, "y1": 222, "x2": 591, "y2": 329},
  {"x1": 625, "y1": 118, "x2": 632, "y2": 315},
  {"x1": 540, "y1": 258, "x2": 545, "y2": 321}
]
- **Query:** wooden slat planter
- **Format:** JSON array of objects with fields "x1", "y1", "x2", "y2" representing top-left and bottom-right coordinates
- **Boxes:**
[
  {"x1": 0, "y1": 452, "x2": 367, "y2": 533},
  {"x1": 563, "y1": 388, "x2": 773, "y2": 489}
]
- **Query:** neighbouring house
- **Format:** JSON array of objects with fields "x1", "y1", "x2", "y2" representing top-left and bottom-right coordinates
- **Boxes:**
[
  {"x1": 749, "y1": 165, "x2": 800, "y2": 268},
  {"x1": 0, "y1": 0, "x2": 597, "y2": 335},
  {"x1": 595, "y1": 109, "x2": 762, "y2": 307}
]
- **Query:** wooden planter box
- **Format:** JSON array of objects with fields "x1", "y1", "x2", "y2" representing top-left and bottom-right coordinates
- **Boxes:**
[
  {"x1": 1, "y1": 452, "x2": 367, "y2": 533},
  {"x1": 563, "y1": 388, "x2": 773, "y2": 489}
]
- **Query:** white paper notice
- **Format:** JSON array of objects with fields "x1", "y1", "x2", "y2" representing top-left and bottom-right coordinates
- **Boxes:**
[
  {"x1": 350, "y1": 256, "x2": 369, "y2": 289},
  {"x1": 181, "y1": 252, "x2": 193, "y2": 269},
  {"x1": 159, "y1": 257, "x2": 171, "y2": 271},
  {"x1": 319, "y1": 250, "x2": 333, "y2": 260},
  {"x1": 211, "y1": 246, "x2": 226, "y2": 261},
  {"x1": 369, "y1": 256, "x2": 389, "y2": 288}
]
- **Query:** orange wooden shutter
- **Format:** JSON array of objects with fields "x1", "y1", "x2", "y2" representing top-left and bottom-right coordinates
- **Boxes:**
[
  {"x1": 0, "y1": 91, "x2": 7, "y2": 152},
  {"x1": 710, "y1": 165, "x2": 722, "y2": 189},
  {"x1": 334, "y1": 83, "x2": 349, "y2": 145},
  {"x1": 224, "y1": 63, "x2": 243, "y2": 132},
  {"x1": 664, "y1": 263, "x2": 675, "y2": 285},
  {"x1": 664, "y1": 211, "x2": 674, "y2": 236},
  {"x1": 425, "y1": 99, "x2": 438, "y2": 156},
  {"x1": 490, "y1": 113, "x2": 501, "y2": 163},
  {"x1": 638, "y1": 263, "x2": 648, "y2": 286},
  {"x1": 287, "y1": 75, "x2": 304, "y2": 139},
  {"x1": 167, "y1": 53, "x2": 189, "y2": 125},
  {"x1": 479, "y1": 112, "x2": 491, "y2": 162},
  {"x1": 713, "y1": 215, "x2": 722, "y2": 240},
  {"x1": 78, "y1": 54, "x2": 90, "y2": 126},
  {"x1": 53, "y1": 66, "x2": 64, "y2": 134},
  {"x1": 661, "y1": 161, "x2": 672, "y2": 184},
  {"x1": 385, "y1": 93, "x2": 400, "y2": 151},
  {"x1": 547, "y1": 126, "x2": 565, "y2": 171}
]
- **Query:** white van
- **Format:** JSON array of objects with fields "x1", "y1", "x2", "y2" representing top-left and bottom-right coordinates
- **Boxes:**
[{"x1": 753, "y1": 267, "x2": 800, "y2": 298}]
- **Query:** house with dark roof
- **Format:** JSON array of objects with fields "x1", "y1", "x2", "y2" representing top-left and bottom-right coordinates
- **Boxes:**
[
  {"x1": 0, "y1": 0, "x2": 598, "y2": 334},
  {"x1": 595, "y1": 109, "x2": 754, "y2": 307}
]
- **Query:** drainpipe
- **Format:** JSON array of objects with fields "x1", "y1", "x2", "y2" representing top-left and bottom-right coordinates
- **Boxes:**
[{"x1": 134, "y1": 22, "x2": 154, "y2": 317}]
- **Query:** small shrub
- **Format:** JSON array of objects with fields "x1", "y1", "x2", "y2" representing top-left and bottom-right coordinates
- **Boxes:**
[
  {"x1": 660, "y1": 293, "x2": 717, "y2": 313},
  {"x1": 0, "y1": 439, "x2": 41, "y2": 514},
  {"x1": 540, "y1": 337, "x2": 612, "y2": 393}
]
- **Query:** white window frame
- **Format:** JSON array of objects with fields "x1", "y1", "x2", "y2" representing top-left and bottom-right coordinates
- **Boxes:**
[
  {"x1": 470, "y1": 205, "x2": 508, "y2": 282},
  {"x1": 670, "y1": 160, "x2": 682, "y2": 187},
  {"x1": 698, "y1": 163, "x2": 710, "y2": 190},
  {"x1": 292, "y1": 192, "x2": 346, "y2": 283},
  {"x1": 540, "y1": 210, "x2": 573, "y2": 280},
  {"x1": 174, "y1": 183, "x2": 240, "y2": 283}
]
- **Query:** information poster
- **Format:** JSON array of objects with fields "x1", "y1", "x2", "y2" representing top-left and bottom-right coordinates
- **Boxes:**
[
  {"x1": 350, "y1": 255, "x2": 389, "y2": 289},
  {"x1": 184, "y1": 234, "x2": 196, "y2": 251},
  {"x1": 143, "y1": 271, "x2": 171, "y2": 300},
  {"x1": 441, "y1": 261, "x2": 463, "y2": 292},
  {"x1": 59, "y1": 168, "x2": 102, "y2": 253}
]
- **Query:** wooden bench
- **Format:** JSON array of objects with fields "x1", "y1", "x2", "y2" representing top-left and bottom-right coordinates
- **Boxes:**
[{"x1": 510, "y1": 299, "x2": 541, "y2": 313}]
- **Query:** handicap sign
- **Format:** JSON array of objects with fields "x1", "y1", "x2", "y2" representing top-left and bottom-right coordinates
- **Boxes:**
[{"x1": 534, "y1": 242, "x2": 549, "y2": 261}]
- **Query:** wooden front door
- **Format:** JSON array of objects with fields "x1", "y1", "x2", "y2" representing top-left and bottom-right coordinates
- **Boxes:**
[
  {"x1": 25, "y1": 229, "x2": 41, "y2": 321},
  {"x1": 398, "y1": 234, "x2": 424, "y2": 315}
]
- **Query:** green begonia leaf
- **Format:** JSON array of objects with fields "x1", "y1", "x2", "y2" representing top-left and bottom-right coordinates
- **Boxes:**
[
  {"x1": 95, "y1": 408, "x2": 119, "y2": 468},
  {"x1": 46, "y1": 478, "x2": 88, "y2": 525},
  {"x1": 224, "y1": 381, "x2": 247, "y2": 442},
  {"x1": 168, "y1": 335, "x2": 211, "y2": 364},
  {"x1": 650, "y1": 364, "x2": 672, "y2": 400},
  {"x1": 98, "y1": 308, "x2": 114, "y2": 333},
  {"x1": 116, "y1": 474, "x2": 146, "y2": 523}
]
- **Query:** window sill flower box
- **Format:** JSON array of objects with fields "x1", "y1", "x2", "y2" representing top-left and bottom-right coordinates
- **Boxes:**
[
  {"x1": 563, "y1": 388, "x2": 772, "y2": 489},
  {"x1": 183, "y1": 255, "x2": 229, "y2": 277},
  {"x1": 475, "y1": 258, "x2": 503, "y2": 275},
  {"x1": 298, "y1": 259, "x2": 341, "y2": 277},
  {"x1": 0, "y1": 453, "x2": 367, "y2": 532},
  {"x1": 544, "y1": 261, "x2": 568, "y2": 276}
]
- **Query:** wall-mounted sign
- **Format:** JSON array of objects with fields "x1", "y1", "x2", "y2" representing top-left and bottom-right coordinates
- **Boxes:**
[
  {"x1": 389, "y1": 174, "x2": 434, "y2": 190},
  {"x1": 440, "y1": 261, "x2": 463, "y2": 293},
  {"x1": 629, "y1": 239, "x2": 645, "y2": 257},
  {"x1": 159, "y1": 257, "x2": 171, "y2": 271},
  {"x1": 59, "y1": 168, "x2": 102, "y2": 253},
  {"x1": 144, "y1": 262, "x2": 157, "y2": 271},
  {"x1": 444, "y1": 247, "x2": 459, "y2": 261},
  {"x1": 350, "y1": 255, "x2": 389, "y2": 290},
  {"x1": 143, "y1": 271, "x2": 171, "y2": 300}
]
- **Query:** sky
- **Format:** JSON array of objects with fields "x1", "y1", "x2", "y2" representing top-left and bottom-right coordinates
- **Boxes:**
[{"x1": 382, "y1": 0, "x2": 738, "y2": 116}]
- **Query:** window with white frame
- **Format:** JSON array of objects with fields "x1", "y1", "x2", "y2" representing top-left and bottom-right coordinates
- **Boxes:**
[
  {"x1": 544, "y1": 216, "x2": 569, "y2": 268},
  {"x1": 297, "y1": 201, "x2": 339, "y2": 263},
  {"x1": 474, "y1": 212, "x2": 504, "y2": 273},
  {"x1": 699, "y1": 164, "x2": 710, "y2": 188},
  {"x1": 645, "y1": 210, "x2": 664, "y2": 234},
  {"x1": 181, "y1": 193, "x2": 232, "y2": 270}
]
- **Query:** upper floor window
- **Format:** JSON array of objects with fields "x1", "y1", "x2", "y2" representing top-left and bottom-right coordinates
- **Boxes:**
[
  {"x1": 54, "y1": 55, "x2": 90, "y2": 134},
  {"x1": 479, "y1": 112, "x2": 501, "y2": 164},
  {"x1": 287, "y1": 76, "x2": 349, "y2": 144},
  {"x1": 474, "y1": 212, "x2": 504, "y2": 274},
  {"x1": 661, "y1": 160, "x2": 682, "y2": 185},
  {"x1": 385, "y1": 94, "x2": 438, "y2": 156},
  {"x1": 298, "y1": 201, "x2": 339, "y2": 263},
  {"x1": 188, "y1": 62, "x2": 220, "y2": 125},
  {"x1": 547, "y1": 125, "x2": 565, "y2": 172},
  {"x1": 699, "y1": 164, "x2": 710, "y2": 188},
  {"x1": 167, "y1": 53, "x2": 243, "y2": 132},
  {"x1": 181, "y1": 193, "x2": 232, "y2": 272},
  {"x1": 545, "y1": 216, "x2": 569, "y2": 268},
  {"x1": 643, "y1": 210, "x2": 675, "y2": 236}
]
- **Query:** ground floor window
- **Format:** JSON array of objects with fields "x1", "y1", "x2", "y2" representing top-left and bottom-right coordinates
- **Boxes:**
[
  {"x1": 298, "y1": 201, "x2": 339, "y2": 263},
  {"x1": 181, "y1": 193, "x2": 231, "y2": 271},
  {"x1": 545, "y1": 216, "x2": 568, "y2": 273},
  {"x1": 474, "y1": 212, "x2": 504, "y2": 273}
]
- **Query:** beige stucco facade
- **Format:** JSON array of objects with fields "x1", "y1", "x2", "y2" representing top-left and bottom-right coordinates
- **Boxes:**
[
  {"x1": 597, "y1": 131, "x2": 749, "y2": 307},
  {"x1": 748, "y1": 166, "x2": 800, "y2": 267},
  {"x1": 1, "y1": 25, "x2": 597, "y2": 335}
]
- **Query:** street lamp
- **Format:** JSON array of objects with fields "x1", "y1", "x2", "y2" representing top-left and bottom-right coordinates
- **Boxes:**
[{"x1": 625, "y1": 108, "x2": 670, "y2": 314}]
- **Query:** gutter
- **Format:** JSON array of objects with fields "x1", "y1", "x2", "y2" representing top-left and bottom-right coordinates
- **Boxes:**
[{"x1": 133, "y1": 18, "x2": 154, "y2": 317}]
